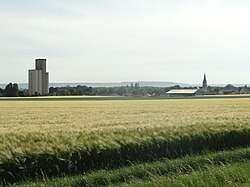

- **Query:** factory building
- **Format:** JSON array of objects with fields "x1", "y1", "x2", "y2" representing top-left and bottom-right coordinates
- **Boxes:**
[{"x1": 28, "y1": 59, "x2": 49, "y2": 95}]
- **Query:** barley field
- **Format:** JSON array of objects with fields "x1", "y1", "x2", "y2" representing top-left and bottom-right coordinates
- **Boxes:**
[{"x1": 0, "y1": 97, "x2": 250, "y2": 185}]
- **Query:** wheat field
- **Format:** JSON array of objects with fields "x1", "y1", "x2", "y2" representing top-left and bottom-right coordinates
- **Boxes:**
[{"x1": 0, "y1": 98, "x2": 250, "y2": 184}]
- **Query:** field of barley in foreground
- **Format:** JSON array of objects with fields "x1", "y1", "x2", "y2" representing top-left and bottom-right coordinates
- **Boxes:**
[{"x1": 0, "y1": 97, "x2": 250, "y2": 186}]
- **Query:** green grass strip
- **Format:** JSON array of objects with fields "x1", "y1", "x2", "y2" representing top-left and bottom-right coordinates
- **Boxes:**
[
  {"x1": 122, "y1": 160, "x2": 250, "y2": 187},
  {"x1": 11, "y1": 147, "x2": 250, "y2": 187}
]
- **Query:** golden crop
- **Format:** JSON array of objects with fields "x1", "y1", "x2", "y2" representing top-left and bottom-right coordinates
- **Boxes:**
[{"x1": 0, "y1": 98, "x2": 249, "y2": 154}]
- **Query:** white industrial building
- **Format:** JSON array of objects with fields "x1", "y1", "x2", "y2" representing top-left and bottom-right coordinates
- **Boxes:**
[
  {"x1": 166, "y1": 89, "x2": 203, "y2": 97},
  {"x1": 28, "y1": 59, "x2": 49, "y2": 95}
]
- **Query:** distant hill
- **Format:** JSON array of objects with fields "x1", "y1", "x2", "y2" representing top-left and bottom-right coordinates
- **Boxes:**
[
  {"x1": 0, "y1": 82, "x2": 249, "y2": 89},
  {"x1": 0, "y1": 81, "x2": 190, "y2": 89}
]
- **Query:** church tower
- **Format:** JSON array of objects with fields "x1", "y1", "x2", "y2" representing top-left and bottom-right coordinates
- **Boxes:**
[{"x1": 202, "y1": 73, "x2": 208, "y2": 93}]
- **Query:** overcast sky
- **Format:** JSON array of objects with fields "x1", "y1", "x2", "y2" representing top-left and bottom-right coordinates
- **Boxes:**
[{"x1": 0, "y1": 0, "x2": 250, "y2": 84}]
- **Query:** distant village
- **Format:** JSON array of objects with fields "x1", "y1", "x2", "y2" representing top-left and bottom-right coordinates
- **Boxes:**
[
  {"x1": 166, "y1": 74, "x2": 250, "y2": 97},
  {"x1": 1, "y1": 58, "x2": 250, "y2": 97}
]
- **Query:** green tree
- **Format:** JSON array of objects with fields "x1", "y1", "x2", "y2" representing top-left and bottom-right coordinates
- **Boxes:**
[
  {"x1": 5, "y1": 83, "x2": 19, "y2": 97},
  {"x1": 225, "y1": 84, "x2": 235, "y2": 89},
  {"x1": 0, "y1": 88, "x2": 4, "y2": 97},
  {"x1": 170, "y1": 85, "x2": 181, "y2": 89},
  {"x1": 18, "y1": 89, "x2": 29, "y2": 97}
]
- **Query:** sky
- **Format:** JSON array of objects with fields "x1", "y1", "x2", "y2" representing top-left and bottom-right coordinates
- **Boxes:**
[{"x1": 0, "y1": 0, "x2": 250, "y2": 84}]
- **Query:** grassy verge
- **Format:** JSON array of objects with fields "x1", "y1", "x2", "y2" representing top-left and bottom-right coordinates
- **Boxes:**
[
  {"x1": 11, "y1": 147, "x2": 250, "y2": 187},
  {"x1": 123, "y1": 161, "x2": 250, "y2": 187}
]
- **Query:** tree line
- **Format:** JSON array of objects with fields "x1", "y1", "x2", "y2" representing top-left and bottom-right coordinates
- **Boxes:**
[
  {"x1": 49, "y1": 85, "x2": 167, "y2": 96},
  {"x1": 0, "y1": 83, "x2": 247, "y2": 97},
  {"x1": 0, "y1": 83, "x2": 168, "y2": 97},
  {"x1": 0, "y1": 83, "x2": 30, "y2": 97}
]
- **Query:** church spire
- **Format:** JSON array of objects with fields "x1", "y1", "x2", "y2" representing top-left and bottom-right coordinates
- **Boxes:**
[{"x1": 202, "y1": 73, "x2": 208, "y2": 93}]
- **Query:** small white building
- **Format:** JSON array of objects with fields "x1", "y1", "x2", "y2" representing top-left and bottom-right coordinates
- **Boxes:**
[{"x1": 166, "y1": 89, "x2": 203, "y2": 97}]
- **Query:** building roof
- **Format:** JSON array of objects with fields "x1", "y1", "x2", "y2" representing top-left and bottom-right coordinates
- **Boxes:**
[
  {"x1": 166, "y1": 89, "x2": 199, "y2": 94},
  {"x1": 219, "y1": 89, "x2": 235, "y2": 92}
]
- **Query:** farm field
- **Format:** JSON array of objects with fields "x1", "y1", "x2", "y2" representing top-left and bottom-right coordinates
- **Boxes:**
[{"x1": 0, "y1": 97, "x2": 250, "y2": 186}]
